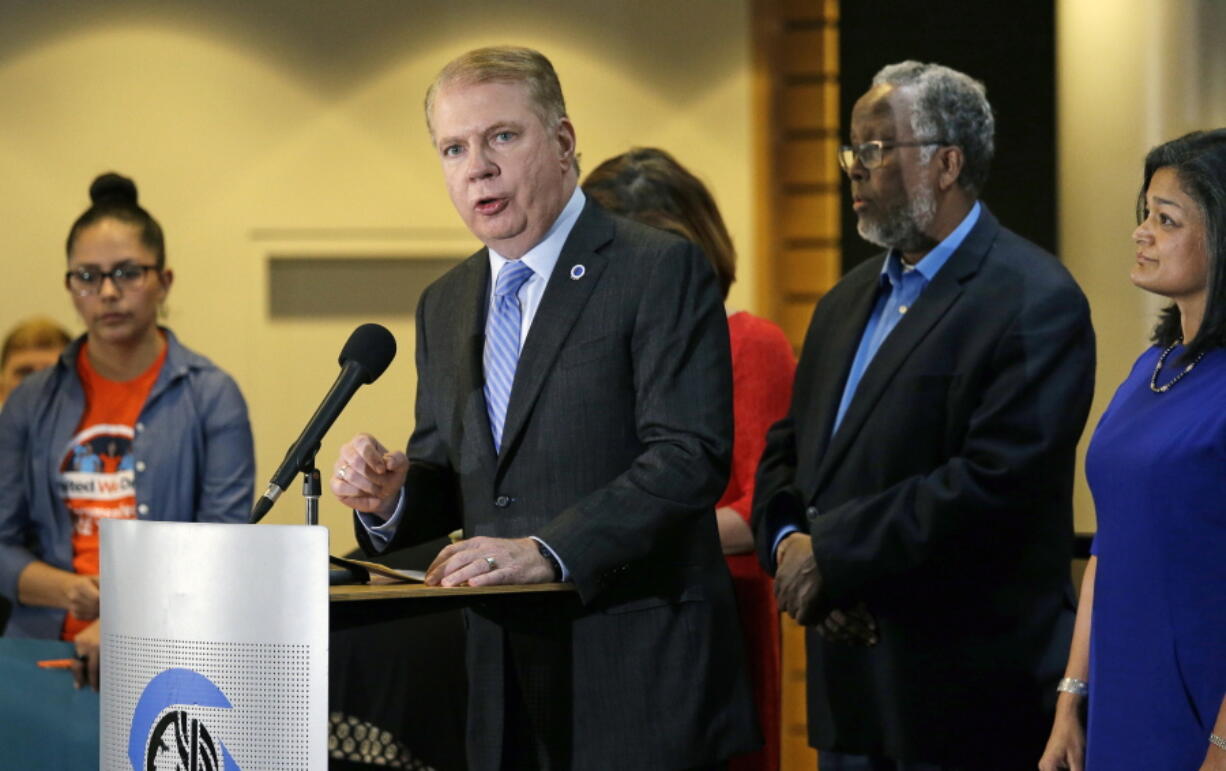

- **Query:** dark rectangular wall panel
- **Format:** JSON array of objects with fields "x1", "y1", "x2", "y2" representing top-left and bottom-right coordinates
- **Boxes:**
[{"x1": 838, "y1": 1, "x2": 1057, "y2": 271}]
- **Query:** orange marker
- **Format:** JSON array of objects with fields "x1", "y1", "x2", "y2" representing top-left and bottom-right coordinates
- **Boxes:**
[{"x1": 36, "y1": 658, "x2": 78, "y2": 669}]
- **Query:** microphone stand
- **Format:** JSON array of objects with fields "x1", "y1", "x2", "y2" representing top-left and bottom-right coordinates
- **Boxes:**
[
  {"x1": 250, "y1": 445, "x2": 325, "y2": 526},
  {"x1": 303, "y1": 464, "x2": 321, "y2": 527},
  {"x1": 296, "y1": 440, "x2": 322, "y2": 526}
]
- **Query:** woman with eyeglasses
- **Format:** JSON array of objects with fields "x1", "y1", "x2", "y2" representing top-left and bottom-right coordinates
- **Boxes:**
[
  {"x1": 0, "y1": 173, "x2": 254, "y2": 688},
  {"x1": 1038, "y1": 130, "x2": 1226, "y2": 770}
]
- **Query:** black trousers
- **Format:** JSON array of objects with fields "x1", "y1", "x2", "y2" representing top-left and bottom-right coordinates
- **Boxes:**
[{"x1": 499, "y1": 601, "x2": 572, "y2": 770}]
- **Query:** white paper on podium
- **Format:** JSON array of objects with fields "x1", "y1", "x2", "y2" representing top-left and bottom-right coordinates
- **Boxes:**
[{"x1": 100, "y1": 519, "x2": 328, "y2": 770}]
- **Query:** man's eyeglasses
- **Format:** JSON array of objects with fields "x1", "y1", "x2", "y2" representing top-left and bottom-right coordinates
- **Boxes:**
[
  {"x1": 65, "y1": 264, "x2": 159, "y2": 296},
  {"x1": 837, "y1": 140, "x2": 947, "y2": 172}
]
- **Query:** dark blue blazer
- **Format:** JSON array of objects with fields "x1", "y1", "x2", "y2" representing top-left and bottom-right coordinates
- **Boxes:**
[{"x1": 753, "y1": 206, "x2": 1095, "y2": 767}]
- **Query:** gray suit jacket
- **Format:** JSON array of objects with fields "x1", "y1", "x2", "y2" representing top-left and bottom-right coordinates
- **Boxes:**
[{"x1": 357, "y1": 200, "x2": 759, "y2": 770}]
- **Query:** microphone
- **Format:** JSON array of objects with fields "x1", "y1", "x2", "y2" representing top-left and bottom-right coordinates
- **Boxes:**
[{"x1": 250, "y1": 323, "x2": 396, "y2": 523}]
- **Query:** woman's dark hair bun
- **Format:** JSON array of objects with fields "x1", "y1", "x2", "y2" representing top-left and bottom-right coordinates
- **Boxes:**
[
  {"x1": 67, "y1": 171, "x2": 164, "y2": 265},
  {"x1": 89, "y1": 172, "x2": 138, "y2": 207}
]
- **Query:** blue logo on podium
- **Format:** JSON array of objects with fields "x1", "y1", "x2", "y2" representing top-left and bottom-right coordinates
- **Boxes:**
[{"x1": 129, "y1": 668, "x2": 241, "y2": 770}]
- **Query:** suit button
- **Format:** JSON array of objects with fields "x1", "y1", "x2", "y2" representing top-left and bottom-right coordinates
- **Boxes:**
[
  {"x1": 494, "y1": 495, "x2": 511, "y2": 508},
  {"x1": 806, "y1": 506, "x2": 819, "y2": 519}
]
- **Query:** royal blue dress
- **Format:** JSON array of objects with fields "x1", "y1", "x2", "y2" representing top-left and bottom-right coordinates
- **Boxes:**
[{"x1": 1084, "y1": 344, "x2": 1226, "y2": 769}]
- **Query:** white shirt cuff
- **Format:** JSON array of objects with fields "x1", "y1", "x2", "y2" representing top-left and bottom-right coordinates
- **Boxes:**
[
  {"x1": 529, "y1": 536, "x2": 570, "y2": 581},
  {"x1": 355, "y1": 489, "x2": 406, "y2": 549}
]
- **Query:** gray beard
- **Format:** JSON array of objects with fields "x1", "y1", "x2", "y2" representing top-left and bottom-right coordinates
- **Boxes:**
[{"x1": 857, "y1": 183, "x2": 939, "y2": 254}]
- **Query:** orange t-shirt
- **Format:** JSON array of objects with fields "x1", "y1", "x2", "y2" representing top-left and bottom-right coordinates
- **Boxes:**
[{"x1": 58, "y1": 339, "x2": 166, "y2": 640}]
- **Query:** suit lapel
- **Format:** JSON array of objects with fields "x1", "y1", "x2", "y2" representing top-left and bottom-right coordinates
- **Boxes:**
[
  {"x1": 496, "y1": 203, "x2": 612, "y2": 468},
  {"x1": 453, "y1": 252, "x2": 498, "y2": 467},
  {"x1": 802, "y1": 263, "x2": 884, "y2": 468},
  {"x1": 813, "y1": 208, "x2": 1000, "y2": 492}
]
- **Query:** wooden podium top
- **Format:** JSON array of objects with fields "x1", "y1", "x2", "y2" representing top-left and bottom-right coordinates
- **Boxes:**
[{"x1": 329, "y1": 581, "x2": 574, "y2": 603}]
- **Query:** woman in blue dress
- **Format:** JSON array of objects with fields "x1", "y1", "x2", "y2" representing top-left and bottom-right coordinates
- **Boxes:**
[{"x1": 1040, "y1": 129, "x2": 1226, "y2": 770}]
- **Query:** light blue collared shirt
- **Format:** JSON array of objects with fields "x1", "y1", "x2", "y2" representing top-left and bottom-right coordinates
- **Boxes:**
[
  {"x1": 770, "y1": 202, "x2": 982, "y2": 567},
  {"x1": 832, "y1": 201, "x2": 981, "y2": 434},
  {"x1": 360, "y1": 186, "x2": 587, "y2": 579}
]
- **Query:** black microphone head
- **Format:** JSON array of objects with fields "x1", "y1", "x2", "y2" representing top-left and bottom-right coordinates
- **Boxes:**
[{"x1": 339, "y1": 323, "x2": 397, "y2": 383}]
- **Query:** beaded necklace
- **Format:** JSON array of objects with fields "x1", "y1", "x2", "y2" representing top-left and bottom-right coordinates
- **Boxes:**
[{"x1": 1149, "y1": 338, "x2": 1206, "y2": 393}]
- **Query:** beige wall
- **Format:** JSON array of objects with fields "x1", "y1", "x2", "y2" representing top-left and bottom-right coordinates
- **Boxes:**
[
  {"x1": 10, "y1": 0, "x2": 1222, "y2": 550},
  {"x1": 1058, "y1": 0, "x2": 1224, "y2": 532},
  {"x1": 0, "y1": 1, "x2": 753, "y2": 553}
]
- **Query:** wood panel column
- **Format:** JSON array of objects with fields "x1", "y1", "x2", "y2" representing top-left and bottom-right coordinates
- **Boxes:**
[
  {"x1": 751, "y1": 1, "x2": 841, "y2": 768},
  {"x1": 752, "y1": 0, "x2": 841, "y2": 349}
]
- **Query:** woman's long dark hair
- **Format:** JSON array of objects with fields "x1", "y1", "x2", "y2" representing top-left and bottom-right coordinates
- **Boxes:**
[
  {"x1": 583, "y1": 147, "x2": 737, "y2": 300},
  {"x1": 1139, "y1": 129, "x2": 1226, "y2": 361}
]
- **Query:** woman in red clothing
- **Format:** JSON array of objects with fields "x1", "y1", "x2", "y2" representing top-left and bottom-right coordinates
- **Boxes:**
[{"x1": 584, "y1": 147, "x2": 796, "y2": 771}]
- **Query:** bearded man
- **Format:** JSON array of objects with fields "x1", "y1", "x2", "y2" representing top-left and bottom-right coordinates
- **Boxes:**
[{"x1": 752, "y1": 61, "x2": 1096, "y2": 770}]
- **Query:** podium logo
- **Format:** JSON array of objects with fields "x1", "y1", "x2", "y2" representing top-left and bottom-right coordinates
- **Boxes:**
[{"x1": 129, "y1": 668, "x2": 241, "y2": 771}]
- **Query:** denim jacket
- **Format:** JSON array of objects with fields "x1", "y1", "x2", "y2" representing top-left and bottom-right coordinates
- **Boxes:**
[{"x1": 0, "y1": 329, "x2": 254, "y2": 638}]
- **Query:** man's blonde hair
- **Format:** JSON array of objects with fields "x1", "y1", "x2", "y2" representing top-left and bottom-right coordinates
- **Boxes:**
[
  {"x1": 2, "y1": 317, "x2": 71, "y2": 367},
  {"x1": 424, "y1": 46, "x2": 568, "y2": 139}
]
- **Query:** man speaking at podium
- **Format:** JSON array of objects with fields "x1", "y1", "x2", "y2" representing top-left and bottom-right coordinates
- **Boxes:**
[{"x1": 330, "y1": 46, "x2": 757, "y2": 770}]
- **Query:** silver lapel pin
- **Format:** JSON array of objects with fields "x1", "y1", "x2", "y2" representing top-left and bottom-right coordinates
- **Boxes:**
[{"x1": 569, "y1": 264, "x2": 586, "y2": 280}]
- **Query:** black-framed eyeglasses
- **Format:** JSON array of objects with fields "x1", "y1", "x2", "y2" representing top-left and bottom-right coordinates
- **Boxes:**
[
  {"x1": 837, "y1": 140, "x2": 948, "y2": 172},
  {"x1": 65, "y1": 264, "x2": 159, "y2": 296}
]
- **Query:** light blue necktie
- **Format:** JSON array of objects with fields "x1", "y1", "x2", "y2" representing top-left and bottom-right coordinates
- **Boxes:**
[{"x1": 484, "y1": 260, "x2": 535, "y2": 452}]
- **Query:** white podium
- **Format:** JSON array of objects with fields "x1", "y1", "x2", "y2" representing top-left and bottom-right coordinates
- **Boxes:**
[{"x1": 100, "y1": 519, "x2": 328, "y2": 770}]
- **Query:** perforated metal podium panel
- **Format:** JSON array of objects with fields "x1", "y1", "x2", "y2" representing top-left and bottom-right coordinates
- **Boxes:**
[{"x1": 101, "y1": 520, "x2": 328, "y2": 770}]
